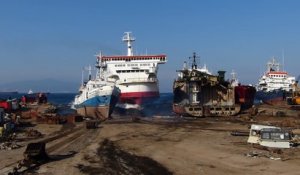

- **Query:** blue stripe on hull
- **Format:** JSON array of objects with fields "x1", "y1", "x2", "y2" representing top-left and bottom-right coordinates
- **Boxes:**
[{"x1": 74, "y1": 95, "x2": 111, "y2": 108}]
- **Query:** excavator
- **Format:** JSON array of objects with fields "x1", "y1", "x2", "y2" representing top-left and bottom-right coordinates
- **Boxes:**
[{"x1": 287, "y1": 81, "x2": 300, "y2": 105}]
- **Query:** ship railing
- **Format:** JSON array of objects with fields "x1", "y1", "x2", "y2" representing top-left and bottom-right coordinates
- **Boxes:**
[{"x1": 122, "y1": 78, "x2": 157, "y2": 83}]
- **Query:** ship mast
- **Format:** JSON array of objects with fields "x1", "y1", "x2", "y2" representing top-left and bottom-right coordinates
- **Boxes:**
[
  {"x1": 189, "y1": 52, "x2": 199, "y2": 69},
  {"x1": 87, "y1": 65, "x2": 92, "y2": 80},
  {"x1": 231, "y1": 70, "x2": 237, "y2": 80},
  {"x1": 122, "y1": 32, "x2": 135, "y2": 56},
  {"x1": 267, "y1": 57, "x2": 280, "y2": 72}
]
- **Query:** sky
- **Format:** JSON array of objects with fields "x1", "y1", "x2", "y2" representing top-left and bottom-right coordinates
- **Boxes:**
[{"x1": 0, "y1": 0, "x2": 300, "y2": 92}]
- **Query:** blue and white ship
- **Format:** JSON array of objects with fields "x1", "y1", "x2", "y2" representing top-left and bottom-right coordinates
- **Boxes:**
[
  {"x1": 73, "y1": 65, "x2": 120, "y2": 120},
  {"x1": 256, "y1": 57, "x2": 295, "y2": 104}
]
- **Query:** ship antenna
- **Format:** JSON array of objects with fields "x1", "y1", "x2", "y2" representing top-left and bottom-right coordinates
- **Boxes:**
[
  {"x1": 88, "y1": 65, "x2": 92, "y2": 80},
  {"x1": 231, "y1": 70, "x2": 237, "y2": 80},
  {"x1": 189, "y1": 52, "x2": 199, "y2": 69},
  {"x1": 282, "y1": 49, "x2": 285, "y2": 71},
  {"x1": 94, "y1": 51, "x2": 102, "y2": 79},
  {"x1": 81, "y1": 68, "x2": 84, "y2": 85},
  {"x1": 122, "y1": 32, "x2": 135, "y2": 56}
]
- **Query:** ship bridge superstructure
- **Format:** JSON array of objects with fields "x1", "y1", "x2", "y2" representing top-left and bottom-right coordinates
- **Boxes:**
[
  {"x1": 95, "y1": 32, "x2": 167, "y2": 105},
  {"x1": 98, "y1": 54, "x2": 167, "y2": 84}
]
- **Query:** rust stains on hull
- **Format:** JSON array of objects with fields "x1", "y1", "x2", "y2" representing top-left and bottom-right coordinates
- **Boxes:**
[{"x1": 76, "y1": 106, "x2": 110, "y2": 121}]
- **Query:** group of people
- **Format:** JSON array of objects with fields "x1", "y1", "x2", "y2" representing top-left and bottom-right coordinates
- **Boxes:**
[{"x1": 21, "y1": 93, "x2": 48, "y2": 104}]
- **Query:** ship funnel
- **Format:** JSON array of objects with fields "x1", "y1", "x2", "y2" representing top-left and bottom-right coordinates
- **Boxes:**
[
  {"x1": 122, "y1": 32, "x2": 135, "y2": 56},
  {"x1": 218, "y1": 71, "x2": 226, "y2": 82}
]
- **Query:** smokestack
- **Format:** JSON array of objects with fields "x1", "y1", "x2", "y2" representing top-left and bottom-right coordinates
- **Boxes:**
[{"x1": 218, "y1": 71, "x2": 226, "y2": 82}]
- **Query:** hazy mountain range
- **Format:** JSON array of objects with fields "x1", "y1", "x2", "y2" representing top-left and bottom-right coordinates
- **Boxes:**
[{"x1": 0, "y1": 79, "x2": 79, "y2": 93}]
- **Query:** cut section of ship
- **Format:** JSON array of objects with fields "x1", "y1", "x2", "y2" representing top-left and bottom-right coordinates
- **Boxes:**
[
  {"x1": 230, "y1": 70, "x2": 256, "y2": 109},
  {"x1": 96, "y1": 32, "x2": 167, "y2": 108},
  {"x1": 256, "y1": 57, "x2": 296, "y2": 105},
  {"x1": 173, "y1": 52, "x2": 241, "y2": 117},
  {"x1": 73, "y1": 65, "x2": 120, "y2": 120}
]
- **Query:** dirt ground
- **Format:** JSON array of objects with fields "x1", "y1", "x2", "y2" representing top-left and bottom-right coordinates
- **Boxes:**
[{"x1": 2, "y1": 105, "x2": 300, "y2": 175}]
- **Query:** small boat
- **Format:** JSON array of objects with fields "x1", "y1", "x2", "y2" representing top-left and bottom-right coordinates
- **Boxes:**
[
  {"x1": 73, "y1": 66, "x2": 120, "y2": 120},
  {"x1": 28, "y1": 89, "x2": 33, "y2": 94}
]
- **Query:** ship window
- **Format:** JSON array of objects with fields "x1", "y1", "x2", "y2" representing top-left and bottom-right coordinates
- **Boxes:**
[
  {"x1": 261, "y1": 132, "x2": 270, "y2": 139},
  {"x1": 189, "y1": 108, "x2": 193, "y2": 111}
]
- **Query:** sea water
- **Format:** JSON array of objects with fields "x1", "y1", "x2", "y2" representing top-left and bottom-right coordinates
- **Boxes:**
[{"x1": 0, "y1": 92, "x2": 174, "y2": 116}]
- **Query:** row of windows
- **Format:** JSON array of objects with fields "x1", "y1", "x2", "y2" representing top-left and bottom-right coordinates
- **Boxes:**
[
  {"x1": 102, "y1": 57, "x2": 166, "y2": 61},
  {"x1": 116, "y1": 70, "x2": 146, "y2": 73},
  {"x1": 128, "y1": 64, "x2": 138, "y2": 67},
  {"x1": 269, "y1": 75, "x2": 286, "y2": 78},
  {"x1": 115, "y1": 64, "x2": 126, "y2": 67},
  {"x1": 114, "y1": 63, "x2": 151, "y2": 67}
]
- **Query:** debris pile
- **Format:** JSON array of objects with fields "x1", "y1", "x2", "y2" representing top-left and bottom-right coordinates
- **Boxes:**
[
  {"x1": 26, "y1": 129, "x2": 43, "y2": 138},
  {"x1": 0, "y1": 141, "x2": 22, "y2": 150},
  {"x1": 245, "y1": 151, "x2": 281, "y2": 160}
]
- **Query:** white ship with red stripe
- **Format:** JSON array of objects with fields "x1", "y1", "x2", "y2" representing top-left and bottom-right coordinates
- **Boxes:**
[
  {"x1": 96, "y1": 32, "x2": 167, "y2": 106},
  {"x1": 256, "y1": 57, "x2": 296, "y2": 104},
  {"x1": 257, "y1": 57, "x2": 295, "y2": 92}
]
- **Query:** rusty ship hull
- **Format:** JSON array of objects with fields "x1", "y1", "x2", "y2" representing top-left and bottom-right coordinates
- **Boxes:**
[
  {"x1": 173, "y1": 53, "x2": 242, "y2": 117},
  {"x1": 173, "y1": 77, "x2": 241, "y2": 117},
  {"x1": 76, "y1": 106, "x2": 110, "y2": 121}
]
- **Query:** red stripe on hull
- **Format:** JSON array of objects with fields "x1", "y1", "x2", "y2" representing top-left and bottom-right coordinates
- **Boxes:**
[
  {"x1": 120, "y1": 91, "x2": 159, "y2": 104},
  {"x1": 263, "y1": 97, "x2": 284, "y2": 105}
]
